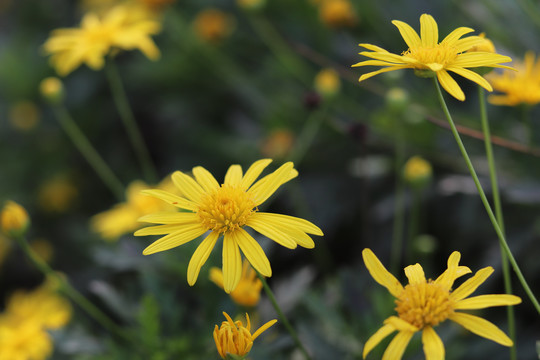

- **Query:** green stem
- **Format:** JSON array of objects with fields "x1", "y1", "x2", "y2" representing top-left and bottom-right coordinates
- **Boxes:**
[
  {"x1": 105, "y1": 60, "x2": 158, "y2": 183},
  {"x1": 13, "y1": 234, "x2": 133, "y2": 344},
  {"x1": 51, "y1": 105, "x2": 124, "y2": 201},
  {"x1": 256, "y1": 272, "x2": 312, "y2": 360},
  {"x1": 478, "y1": 86, "x2": 516, "y2": 360},
  {"x1": 390, "y1": 116, "x2": 406, "y2": 274},
  {"x1": 289, "y1": 103, "x2": 329, "y2": 164},
  {"x1": 434, "y1": 78, "x2": 540, "y2": 315}
]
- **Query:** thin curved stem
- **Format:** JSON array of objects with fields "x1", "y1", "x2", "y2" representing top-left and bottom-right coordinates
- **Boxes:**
[
  {"x1": 478, "y1": 86, "x2": 516, "y2": 360},
  {"x1": 51, "y1": 105, "x2": 124, "y2": 201},
  {"x1": 434, "y1": 78, "x2": 540, "y2": 315},
  {"x1": 105, "y1": 60, "x2": 158, "y2": 183},
  {"x1": 256, "y1": 272, "x2": 312, "y2": 360}
]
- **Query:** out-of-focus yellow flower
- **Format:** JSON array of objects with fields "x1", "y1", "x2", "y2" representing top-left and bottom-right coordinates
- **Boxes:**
[
  {"x1": 362, "y1": 249, "x2": 521, "y2": 359},
  {"x1": 385, "y1": 87, "x2": 409, "y2": 112},
  {"x1": 9, "y1": 101, "x2": 41, "y2": 131},
  {"x1": 237, "y1": 0, "x2": 265, "y2": 10},
  {"x1": 403, "y1": 156, "x2": 432, "y2": 188},
  {"x1": 43, "y1": 4, "x2": 161, "y2": 76},
  {"x1": 0, "y1": 201, "x2": 30, "y2": 238},
  {"x1": 91, "y1": 178, "x2": 176, "y2": 241},
  {"x1": 261, "y1": 129, "x2": 295, "y2": 160},
  {"x1": 213, "y1": 312, "x2": 277, "y2": 359},
  {"x1": 38, "y1": 176, "x2": 78, "y2": 213},
  {"x1": 193, "y1": 8, "x2": 235, "y2": 44},
  {"x1": 314, "y1": 68, "x2": 341, "y2": 97},
  {"x1": 487, "y1": 52, "x2": 540, "y2": 106},
  {"x1": 30, "y1": 239, "x2": 54, "y2": 264},
  {"x1": 210, "y1": 260, "x2": 263, "y2": 307},
  {"x1": 40, "y1": 77, "x2": 64, "y2": 104},
  {"x1": 318, "y1": 0, "x2": 357, "y2": 28},
  {"x1": 82, "y1": 0, "x2": 175, "y2": 14},
  {"x1": 0, "y1": 321, "x2": 53, "y2": 360},
  {"x1": 468, "y1": 33, "x2": 496, "y2": 53}
]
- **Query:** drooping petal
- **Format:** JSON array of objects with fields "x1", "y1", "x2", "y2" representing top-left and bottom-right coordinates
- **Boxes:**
[
  {"x1": 420, "y1": 14, "x2": 438, "y2": 47},
  {"x1": 363, "y1": 323, "x2": 396, "y2": 359},
  {"x1": 447, "y1": 66, "x2": 493, "y2": 91},
  {"x1": 140, "y1": 189, "x2": 198, "y2": 211},
  {"x1": 250, "y1": 212, "x2": 323, "y2": 236},
  {"x1": 404, "y1": 263, "x2": 426, "y2": 285},
  {"x1": 240, "y1": 159, "x2": 273, "y2": 190},
  {"x1": 441, "y1": 27, "x2": 475, "y2": 46},
  {"x1": 422, "y1": 326, "x2": 444, "y2": 360},
  {"x1": 248, "y1": 162, "x2": 296, "y2": 206},
  {"x1": 454, "y1": 294, "x2": 521, "y2": 310},
  {"x1": 434, "y1": 251, "x2": 462, "y2": 290},
  {"x1": 138, "y1": 212, "x2": 199, "y2": 224},
  {"x1": 224, "y1": 165, "x2": 243, "y2": 186},
  {"x1": 192, "y1": 166, "x2": 220, "y2": 193},
  {"x1": 450, "y1": 267, "x2": 493, "y2": 301},
  {"x1": 449, "y1": 312, "x2": 513, "y2": 346},
  {"x1": 142, "y1": 224, "x2": 207, "y2": 255},
  {"x1": 362, "y1": 248, "x2": 404, "y2": 298},
  {"x1": 252, "y1": 319, "x2": 278, "y2": 340},
  {"x1": 384, "y1": 316, "x2": 419, "y2": 332},
  {"x1": 359, "y1": 66, "x2": 410, "y2": 82},
  {"x1": 246, "y1": 217, "x2": 297, "y2": 249},
  {"x1": 187, "y1": 231, "x2": 219, "y2": 285},
  {"x1": 437, "y1": 70, "x2": 465, "y2": 101},
  {"x1": 171, "y1": 171, "x2": 205, "y2": 204},
  {"x1": 391, "y1": 20, "x2": 421, "y2": 49},
  {"x1": 222, "y1": 233, "x2": 242, "y2": 293},
  {"x1": 231, "y1": 228, "x2": 272, "y2": 277},
  {"x1": 382, "y1": 331, "x2": 415, "y2": 360}
]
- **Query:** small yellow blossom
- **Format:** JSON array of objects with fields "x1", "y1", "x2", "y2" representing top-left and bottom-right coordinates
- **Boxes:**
[
  {"x1": 318, "y1": 0, "x2": 357, "y2": 28},
  {"x1": 193, "y1": 8, "x2": 235, "y2": 44},
  {"x1": 352, "y1": 14, "x2": 513, "y2": 101},
  {"x1": 403, "y1": 155, "x2": 432, "y2": 188},
  {"x1": 468, "y1": 33, "x2": 496, "y2": 53},
  {"x1": 487, "y1": 52, "x2": 540, "y2": 106},
  {"x1": 237, "y1": 0, "x2": 265, "y2": 10},
  {"x1": 261, "y1": 129, "x2": 295, "y2": 160},
  {"x1": 91, "y1": 178, "x2": 176, "y2": 241},
  {"x1": 314, "y1": 68, "x2": 341, "y2": 97},
  {"x1": 213, "y1": 312, "x2": 277, "y2": 359},
  {"x1": 43, "y1": 4, "x2": 161, "y2": 76},
  {"x1": 40, "y1": 77, "x2": 64, "y2": 104},
  {"x1": 362, "y1": 249, "x2": 521, "y2": 359},
  {"x1": 135, "y1": 159, "x2": 323, "y2": 293},
  {"x1": 0, "y1": 201, "x2": 30, "y2": 238},
  {"x1": 38, "y1": 176, "x2": 78, "y2": 213},
  {"x1": 9, "y1": 101, "x2": 41, "y2": 131},
  {"x1": 210, "y1": 260, "x2": 263, "y2": 307}
]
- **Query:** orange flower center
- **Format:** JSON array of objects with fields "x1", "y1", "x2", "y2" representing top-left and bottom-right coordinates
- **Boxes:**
[
  {"x1": 404, "y1": 43, "x2": 458, "y2": 70},
  {"x1": 395, "y1": 281, "x2": 454, "y2": 328},
  {"x1": 197, "y1": 185, "x2": 256, "y2": 234}
]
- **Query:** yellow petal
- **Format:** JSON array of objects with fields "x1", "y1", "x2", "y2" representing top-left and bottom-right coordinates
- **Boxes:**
[
  {"x1": 187, "y1": 231, "x2": 219, "y2": 286},
  {"x1": 358, "y1": 51, "x2": 408, "y2": 64},
  {"x1": 134, "y1": 224, "x2": 190, "y2": 236},
  {"x1": 362, "y1": 248, "x2": 404, "y2": 298},
  {"x1": 209, "y1": 267, "x2": 224, "y2": 288},
  {"x1": 454, "y1": 36, "x2": 487, "y2": 53},
  {"x1": 384, "y1": 316, "x2": 419, "y2": 332},
  {"x1": 420, "y1": 14, "x2": 438, "y2": 47},
  {"x1": 449, "y1": 312, "x2": 513, "y2": 346},
  {"x1": 224, "y1": 164, "x2": 243, "y2": 186},
  {"x1": 138, "y1": 212, "x2": 198, "y2": 224},
  {"x1": 140, "y1": 189, "x2": 198, "y2": 211},
  {"x1": 358, "y1": 43, "x2": 391, "y2": 53},
  {"x1": 441, "y1": 27, "x2": 475, "y2": 46},
  {"x1": 404, "y1": 263, "x2": 426, "y2": 285},
  {"x1": 222, "y1": 233, "x2": 242, "y2": 293},
  {"x1": 363, "y1": 323, "x2": 396, "y2": 359},
  {"x1": 142, "y1": 224, "x2": 207, "y2": 255},
  {"x1": 252, "y1": 319, "x2": 278, "y2": 340},
  {"x1": 437, "y1": 70, "x2": 465, "y2": 101},
  {"x1": 454, "y1": 294, "x2": 521, "y2": 310},
  {"x1": 232, "y1": 228, "x2": 272, "y2": 277},
  {"x1": 422, "y1": 326, "x2": 444, "y2": 360},
  {"x1": 240, "y1": 159, "x2": 273, "y2": 190},
  {"x1": 452, "y1": 53, "x2": 513, "y2": 68},
  {"x1": 358, "y1": 66, "x2": 409, "y2": 82},
  {"x1": 434, "y1": 251, "x2": 462, "y2": 290},
  {"x1": 248, "y1": 162, "x2": 296, "y2": 206},
  {"x1": 245, "y1": 217, "x2": 297, "y2": 249},
  {"x1": 450, "y1": 266, "x2": 493, "y2": 301},
  {"x1": 352, "y1": 60, "x2": 405, "y2": 67},
  {"x1": 250, "y1": 212, "x2": 323, "y2": 236},
  {"x1": 192, "y1": 166, "x2": 220, "y2": 193},
  {"x1": 447, "y1": 66, "x2": 493, "y2": 91},
  {"x1": 171, "y1": 171, "x2": 205, "y2": 203},
  {"x1": 391, "y1": 20, "x2": 421, "y2": 49},
  {"x1": 382, "y1": 331, "x2": 414, "y2": 360}
]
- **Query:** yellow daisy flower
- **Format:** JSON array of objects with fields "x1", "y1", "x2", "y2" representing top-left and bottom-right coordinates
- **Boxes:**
[
  {"x1": 352, "y1": 14, "x2": 512, "y2": 101},
  {"x1": 135, "y1": 159, "x2": 323, "y2": 293},
  {"x1": 487, "y1": 52, "x2": 540, "y2": 106},
  {"x1": 362, "y1": 248, "x2": 521, "y2": 359},
  {"x1": 43, "y1": 4, "x2": 161, "y2": 76},
  {"x1": 210, "y1": 260, "x2": 263, "y2": 307},
  {"x1": 213, "y1": 311, "x2": 277, "y2": 359}
]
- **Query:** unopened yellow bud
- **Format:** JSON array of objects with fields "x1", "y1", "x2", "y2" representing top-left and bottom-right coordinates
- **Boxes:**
[
  {"x1": 319, "y1": 0, "x2": 357, "y2": 28},
  {"x1": 40, "y1": 77, "x2": 64, "y2": 104},
  {"x1": 314, "y1": 68, "x2": 341, "y2": 97},
  {"x1": 193, "y1": 8, "x2": 235, "y2": 44},
  {"x1": 1, "y1": 201, "x2": 30, "y2": 237},
  {"x1": 469, "y1": 33, "x2": 496, "y2": 53},
  {"x1": 385, "y1": 87, "x2": 409, "y2": 112},
  {"x1": 403, "y1": 156, "x2": 432, "y2": 189}
]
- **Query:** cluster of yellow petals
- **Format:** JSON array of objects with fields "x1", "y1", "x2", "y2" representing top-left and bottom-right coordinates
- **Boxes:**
[{"x1": 210, "y1": 260, "x2": 263, "y2": 307}]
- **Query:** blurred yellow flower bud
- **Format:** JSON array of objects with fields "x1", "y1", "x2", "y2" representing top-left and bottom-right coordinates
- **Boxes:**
[
  {"x1": 1, "y1": 201, "x2": 30, "y2": 238},
  {"x1": 193, "y1": 8, "x2": 235, "y2": 44},
  {"x1": 40, "y1": 77, "x2": 64, "y2": 104},
  {"x1": 237, "y1": 0, "x2": 265, "y2": 10},
  {"x1": 469, "y1": 33, "x2": 496, "y2": 53},
  {"x1": 314, "y1": 68, "x2": 341, "y2": 97},
  {"x1": 210, "y1": 261, "x2": 262, "y2": 307},
  {"x1": 385, "y1": 87, "x2": 409, "y2": 112},
  {"x1": 403, "y1": 156, "x2": 432, "y2": 189},
  {"x1": 319, "y1": 0, "x2": 357, "y2": 28},
  {"x1": 261, "y1": 129, "x2": 294, "y2": 160},
  {"x1": 9, "y1": 101, "x2": 41, "y2": 131}
]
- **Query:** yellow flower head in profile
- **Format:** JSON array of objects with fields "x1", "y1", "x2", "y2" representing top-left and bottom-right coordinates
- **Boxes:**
[
  {"x1": 210, "y1": 260, "x2": 263, "y2": 307},
  {"x1": 43, "y1": 4, "x2": 161, "y2": 76},
  {"x1": 352, "y1": 14, "x2": 513, "y2": 101},
  {"x1": 487, "y1": 52, "x2": 540, "y2": 106},
  {"x1": 213, "y1": 312, "x2": 277, "y2": 359},
  {"x1": 92, "y1": 178, "x2": 176, "y2": 241},
  {"x1": 135, "y1": 159, "x2": 323, "y2": 293},
  {"x1": 362, "y1": 249, "x2": 521, "y2": 359},
  {"x1": 0, "y1": 200, "x2": 30, "y2": 238}
]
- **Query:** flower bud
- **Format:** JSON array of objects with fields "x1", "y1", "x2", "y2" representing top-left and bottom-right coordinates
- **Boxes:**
[
  {"x1": 314, "y1": 68, "x2": 341, "y2": 98},
  {"x1": 40, "y1": 77, "x2": 64, "y2": 104},
  {"x1": 403, "y1": 156, "x2": 432, "y2": 189},
  {"x1": 1, "y1": 201, "x2": 30, "y2": 237}
]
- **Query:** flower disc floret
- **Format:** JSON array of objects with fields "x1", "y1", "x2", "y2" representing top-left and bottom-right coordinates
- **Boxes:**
[{"x1": 404, "y1": 43, "x2": 458, "y2": 71}]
